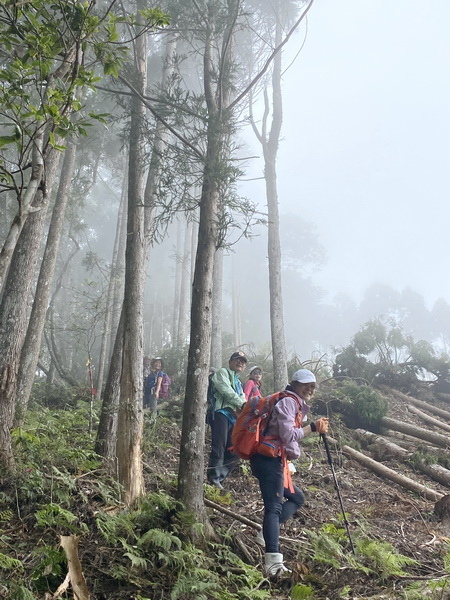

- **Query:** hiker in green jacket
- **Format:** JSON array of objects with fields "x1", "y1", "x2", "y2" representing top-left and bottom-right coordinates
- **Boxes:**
[{"x1": 207, "y1": 351, "x2": 247, "y2": 489}]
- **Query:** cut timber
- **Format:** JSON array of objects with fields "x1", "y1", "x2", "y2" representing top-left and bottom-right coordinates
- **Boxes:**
[
  {"x1": 379, "y1": 385, "x2": 450, "y2": 421},
  {"x1": 407, "y1": 404, "x2": 450, "y2": 434},
  {"x1": 338, "y1": 444, "x2": 443, "y2": 502},
  {"x1": 355, "y1": 429, "x2": 411, "y2": 458},
  {"x1": 358, "y1": 429, "x2": 450, "y2": 488},
  {"x1": 380, "y1": 416, "x2": 450, "y2": 449}
]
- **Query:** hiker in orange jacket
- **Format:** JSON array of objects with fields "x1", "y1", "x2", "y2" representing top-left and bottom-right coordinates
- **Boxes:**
[{"x1": 250, "y1": 369, "x2": 329, "y2": 578}]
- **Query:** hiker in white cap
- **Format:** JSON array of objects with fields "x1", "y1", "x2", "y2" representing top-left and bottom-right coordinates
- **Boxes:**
[{"x1": 250, "y1": 368, "x2": 329, "y2": 578}]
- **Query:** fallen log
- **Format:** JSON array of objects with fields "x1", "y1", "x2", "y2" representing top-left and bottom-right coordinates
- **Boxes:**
[
  {"x1": 356, "y1": 429, "x2": 450, "y2": 488},
  {"x1": 355, "y1": 429, "x2": 411, "y2": 458},
  {"x1": 337, "y1": 443, "x2": 443, "y2": 502},
  {"x1": 380, "y1": 416, "x2": 450, "y2": 449},
  {"x1": 407, "y1": 404, "x2": 450, "y2": 434},
  {"x1": 379, "y1": 385, "x2": 450, "y2": 421}
]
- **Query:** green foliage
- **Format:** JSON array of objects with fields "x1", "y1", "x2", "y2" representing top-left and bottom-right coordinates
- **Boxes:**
[
  {"x1": 307, "y1": 523, "x2": 417, "y2": 582},
  {"x1": 356, "y1": 538, "x2": 417, "y2": 579},
  {"x1": 0, "y1": 0, "x2": 169, "y2": 191},
  {"x1": 340, "y1": 381, "x2": 388, "y2": 428},
  {"x1": 333, "y1": 318, "x2": 440, "y2": 391},
  {"x1": 0, "y1": 552, "x2": 24, "y2": 571},
  {"x1": 291, "y1": 584, "x2": 316, "y2": 599},
  {"x1": 35, "y1": 504, "x2": 87, "y2": 534}
]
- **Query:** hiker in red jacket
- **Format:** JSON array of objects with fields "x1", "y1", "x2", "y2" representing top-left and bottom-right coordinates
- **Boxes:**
[
  {"x1": 250, "y1": 369, "x2": 329, "y2": 578},
  {"x1": 243, "y1": 366, "x2": 263, "y2": 401}
]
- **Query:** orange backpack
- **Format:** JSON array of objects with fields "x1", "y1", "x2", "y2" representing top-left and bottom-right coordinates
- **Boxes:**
[{"x1": 231, "y1": 391, "x2": 302, "y2": 460}]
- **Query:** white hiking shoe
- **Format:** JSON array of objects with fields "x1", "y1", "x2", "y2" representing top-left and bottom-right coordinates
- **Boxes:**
[{"x1": 264, "y1": 553, "x2": 291, "y2": 578}]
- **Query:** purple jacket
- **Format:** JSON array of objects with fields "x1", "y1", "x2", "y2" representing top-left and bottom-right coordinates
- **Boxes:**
[{"x1": 264, "y1": 391, "x2": 310, "y2": 460}]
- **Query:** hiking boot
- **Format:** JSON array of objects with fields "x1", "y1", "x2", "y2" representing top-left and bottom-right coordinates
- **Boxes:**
[
  {"x1": 264, "y1": 553, "x2": 291, "y2": 578},
  {"x1": 255, "y1": 529, "x2": 265, "y2": 547}
]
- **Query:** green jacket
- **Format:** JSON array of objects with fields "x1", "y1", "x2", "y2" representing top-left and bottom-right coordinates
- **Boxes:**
[{"x1": 211, "y1": 367, "x2": 246, "y2": 413}]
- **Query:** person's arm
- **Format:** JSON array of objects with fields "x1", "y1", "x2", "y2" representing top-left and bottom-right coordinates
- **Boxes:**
[
  {"x1": 212, "y1": 368, "x2": 245, "y2": 410},
  {"x1": 243, "y1": 380, "x2": 254, "y2": 401}
]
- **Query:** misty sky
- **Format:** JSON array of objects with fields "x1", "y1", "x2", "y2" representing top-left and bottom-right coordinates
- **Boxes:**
[{"x1": 245, "y1": 0, "x2": 450, "y2": 309}]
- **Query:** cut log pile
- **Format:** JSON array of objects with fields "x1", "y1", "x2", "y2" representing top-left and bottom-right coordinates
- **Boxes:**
[{"x1": 334, "y1": 386, "x2": 450, "y2": 519}]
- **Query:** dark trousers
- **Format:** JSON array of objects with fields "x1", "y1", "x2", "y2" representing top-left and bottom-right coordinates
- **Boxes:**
[
  {"x1": 207, "y1": 412, "x2": 239, "y2": 484},
  {"x1": 250, "y1": 453, "x2": 305, "y2": 553}
]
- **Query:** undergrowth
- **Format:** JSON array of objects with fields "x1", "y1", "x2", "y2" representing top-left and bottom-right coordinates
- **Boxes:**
[{"x1": 0, "y1": 400, "x2": 448, "y2": 599}]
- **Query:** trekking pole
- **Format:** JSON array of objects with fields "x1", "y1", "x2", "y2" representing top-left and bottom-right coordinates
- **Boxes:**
[{"x1": 321, "y1": 433, "x2": 356, "y2": 554}]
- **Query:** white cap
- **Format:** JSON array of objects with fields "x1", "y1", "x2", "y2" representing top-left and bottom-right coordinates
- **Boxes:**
[{"x1": 291, "y1": 369, "x2": 316, "y2": 384}]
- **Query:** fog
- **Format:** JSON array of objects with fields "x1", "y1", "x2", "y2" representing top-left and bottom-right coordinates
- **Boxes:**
[{"x1": 248, "y1": 0, "x2": 450, "y2": 308}]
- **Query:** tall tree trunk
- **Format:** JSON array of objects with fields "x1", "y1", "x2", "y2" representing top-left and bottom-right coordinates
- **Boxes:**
[
  {"x1": 231, "y1": 256, "x2": 241, "y2": 349},
  {"x1": 210, "y1": 248, "x2": 223, "y2": 369},
  {"x1": 178, "y1": 218, "x2": 192, "y2": 346},
  {"x1": 95, "y1": 307, "x2": 124, "y2": 473},
  {"x1": 172, "y1": 218, "x2": 183, "y2": 345},
  {"x1": 15, "y1": 143, "x2": 77, "y2": 423},
  {"x1": 178, "y1": 0, "x2": 238, "y2": 527},
  {"x1": 0, "y1": 147, "x2": 61, "y2": 470},
  {"x1": 96, "y1": 169, "x2": 128, "y2": 400},
  {"x1": 0, "y1": 131, "x2": 45, "y2": 293},
  {"x1": 115, "y1": 3, "x2": 147, "y2": 504},
  {"x1": 264, "y1": 4, "x2": 287, "y2": 390}
]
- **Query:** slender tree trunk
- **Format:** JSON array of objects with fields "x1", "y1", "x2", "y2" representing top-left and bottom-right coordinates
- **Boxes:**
[
  {"x1": 115, "y1": 3, "x2": 147, "y2": 504},
  {"x1": 0, "y1": 131, "x2": 45, "y2": 293},
  {"x1": 109, "y1": 179, "x2": 127, "y2": 362},
  {"x1": 231, "y1": 256, "x2": 241, "y2": 349},
  {"x1": 264, "y1": 5, "x2": 287, "y2": 390},
  {"x1": 0, "y1": 146, "x2": 61, "y2": 470},
  {"x1": 172, "y1": 218, "x2": 183, "y2": 344},
  {"x1": 210, "y1": 248, "x2": 223, "y2": 368},
  {"x1": 178, "y1": 218, "x2": 192, "y2": 346},
  {"x1": 96, "y1": 169, "x2": 128, "y2": 400},
  {"x1": 15, "y1": 143, "x2": 77, "y2": 423},
  {"x1": 178, "y1": 0, "x2": 238, "y2": 527},
  {"x1": 95, "y1": 307, "x2": 124, "y2": 473}
]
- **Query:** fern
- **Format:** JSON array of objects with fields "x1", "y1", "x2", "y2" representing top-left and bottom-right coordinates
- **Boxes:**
[
  {"x1": 0, "y1": 509, "x2": 13, "y2": 523},
  {"x1": 356, "y1": 538, "x2": 417, "y2": 579},
  {"x1": 137, "y1": 528, "x2": 182, "y2": 552},
  {"x1": 0, "y1": 552, "x2": 23, "y2": 571},
  {"x1": 35, "y1": 503, "x2": 87, "y2": 533},
  {"x1": 291, "y1": 584, "x2": 316, "y2": 600},
  {"x1": 7, "y1": 583, "x2": 36, "y2": 600}
]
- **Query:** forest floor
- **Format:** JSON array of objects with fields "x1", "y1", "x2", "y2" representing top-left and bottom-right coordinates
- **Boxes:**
[
  {"x1": 3, "y1": 385, "x2": 450, "y2": 600},
  {"x1": 149, "y1": 385, "x2": 450, "y2": 600}
]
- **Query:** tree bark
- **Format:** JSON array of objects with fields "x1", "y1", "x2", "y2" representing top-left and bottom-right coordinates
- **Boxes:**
[
  {"x1": 357, "y1": 428, "x2": 450, "y2": 490},
  {"x1": 95, "y1": 307, "x2": 124, "y2": 474},
  {"x1": 15, "y1": 143, "x2": 77, "y2": 424},
  {"x1": 379, "y1": 385, "x2": 450, "y2": 421},
  {"x1": 178, "y1": 217, "x2": 192, "y2": 346},
  {"x1": 115, "y1": 2, "x2": 147, "y2": 504},
  {"x1": 380, "y1": 416, "x2": 450, "y2": 449},
  {"x1": 407, "y1": 404, "x2": 450, "y2": 434},
  {"x1": 96, "y1": 169, "x2": 127, "y2": 400},
  {"x1": 210, "y1": 248, "x2": 223, "y2": 369},
  {"x1": 178, "y1": 0, "x2": 239, "y2": 526},
  {"x1": 0, "y1": 145, "x2": 61, "y2": 470},
  {"x1": 339, "y1": 442, "x2": 443, "y2": 502}
]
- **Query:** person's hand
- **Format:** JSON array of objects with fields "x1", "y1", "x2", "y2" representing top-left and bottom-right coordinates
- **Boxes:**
[{"x1": 315, "y1": 417, "x2": 329, "y2": 434}]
